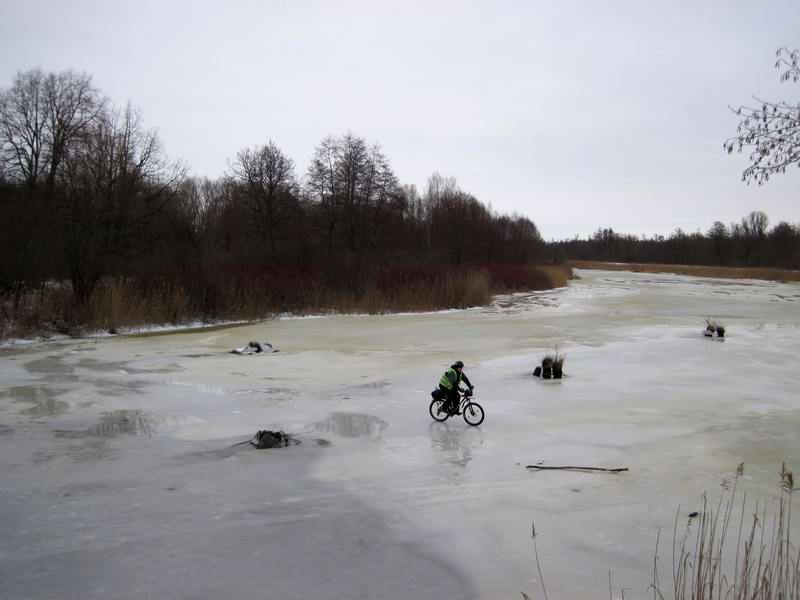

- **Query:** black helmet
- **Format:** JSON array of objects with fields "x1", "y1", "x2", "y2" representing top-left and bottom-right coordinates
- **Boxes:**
[{"x1": 452, "y1": 361, "x2": 464, "y2": 369}]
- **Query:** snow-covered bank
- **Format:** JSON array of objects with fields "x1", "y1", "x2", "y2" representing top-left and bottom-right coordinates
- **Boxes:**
[{"x1": 1, "y1": 269, "x2": 799, "y2": 599}]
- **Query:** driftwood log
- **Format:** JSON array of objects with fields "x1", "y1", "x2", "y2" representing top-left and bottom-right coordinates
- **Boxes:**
[{"x1": 526, "y1": 465, "x2": 628, "y2": 473}]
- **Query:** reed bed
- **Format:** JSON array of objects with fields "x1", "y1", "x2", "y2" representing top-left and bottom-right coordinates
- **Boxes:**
[
  {"x1": 526, "y1": 464, "x2": 800, "y2": 600},
  {"x1": 569, "y1": 261, "x2": 800, "y2": 283},
  {"x1": 0, "y1": 262, "x2": 567, "y2": 340},
  {"x1": 652, "y1": 463, "x2": 800, "y2": 600}
]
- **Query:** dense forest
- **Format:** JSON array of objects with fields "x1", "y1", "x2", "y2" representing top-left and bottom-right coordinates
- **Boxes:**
[
  {"x1": 0, "y1": 68, "x2": 558, "y2": 338},
  {"x1": 547, "y1": 211, "x2": 800, "y2": 269}
]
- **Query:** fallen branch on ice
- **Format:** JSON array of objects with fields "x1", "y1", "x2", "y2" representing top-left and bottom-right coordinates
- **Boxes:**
[{"x1": 525, "y1": 464, "x2": 628, "y2": 473}]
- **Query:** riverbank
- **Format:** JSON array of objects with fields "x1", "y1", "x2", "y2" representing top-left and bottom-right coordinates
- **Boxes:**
[
  {"x1": 569, "y1": 260, "x2": 800, "y2": 282},
  {"x1": 0, "y1": 264, "x2": 572, "y2": 342}
]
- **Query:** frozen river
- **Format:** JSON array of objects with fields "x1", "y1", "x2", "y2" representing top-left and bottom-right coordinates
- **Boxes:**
[{"x1": 1, "y1": 269, "x2": 800, "y2": 599}]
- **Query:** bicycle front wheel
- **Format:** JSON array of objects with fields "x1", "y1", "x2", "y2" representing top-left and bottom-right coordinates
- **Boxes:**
[
  {"x1": 462, "y1": 402, "x2": 484, "y2": 426},
  {"x1": 429, "y1": 399, "x2": 450, "y2": 422}
]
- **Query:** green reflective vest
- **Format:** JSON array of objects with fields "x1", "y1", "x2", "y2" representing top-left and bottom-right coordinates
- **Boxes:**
[{"x1": 439, "y1": 368, "x2": 459, "y2": 390}]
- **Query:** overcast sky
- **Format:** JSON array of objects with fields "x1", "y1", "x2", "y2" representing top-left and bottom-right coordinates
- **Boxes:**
[{"x1": 1, "y1": 0, "x2": 798, "y2": 239}]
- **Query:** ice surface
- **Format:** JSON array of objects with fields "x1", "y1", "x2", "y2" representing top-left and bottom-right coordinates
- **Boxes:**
[{"x1": 1, "y1": 269, "x2": 800, "y2": 599}]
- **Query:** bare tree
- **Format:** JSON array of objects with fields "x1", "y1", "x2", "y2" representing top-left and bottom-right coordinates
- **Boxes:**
[
  {"x1": 423, "y1": 172, "x2": 459, "y2": 255},
  {"x1": 230, "y1": 141, "x2": 297, "y2": 259},
  {"x1": 725, "y1": 48, "x2": 800, "y2": 185},
  {"x1": 0, "y1": 69, "x2": 48, "y2": 190},
  {"x1": 43, "y1": 70, "x2": 101, "y2": 197},
  {"x1": 0, "y1": 68, "x2": 100, "y2": 193},
  {"x1": 337, "y1": 133, "x2": 369, "y2": 252},
  {"x1": 0, "y1": 69, "x2": 101, "y2": 304},
  {"x1": 306, "y1": 135, "x2": 341, "y2": 251},
  {"x1": 742, "y1": 210, "x2": 769, "y2": 239},
  {"x1": 707, "y1": 221, "x2": 729, "y2": 265},
  {"x1": 59, "y1": 102, "x2": 184, "y2": 302},
  {"x1": 305, "y1": 133, "x2": 397, "y2": 255},
  {"x1": 173, "y1": 177, "x2": 222, "y2": 260}
]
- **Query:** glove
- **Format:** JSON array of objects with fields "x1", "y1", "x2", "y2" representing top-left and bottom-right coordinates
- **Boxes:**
[{"x1": 469, "y1": 385, "x2": 475, "y2": 390}]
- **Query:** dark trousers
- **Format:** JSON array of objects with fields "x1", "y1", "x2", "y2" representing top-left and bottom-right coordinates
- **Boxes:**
[{"x1": 440, "y1": 386, "x2": 460, "y2": 413}]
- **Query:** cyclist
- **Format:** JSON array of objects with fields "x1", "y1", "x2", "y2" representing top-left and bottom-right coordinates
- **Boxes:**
[{"x1": 438, "y1": 361, "x2": 474, "y2": 415}]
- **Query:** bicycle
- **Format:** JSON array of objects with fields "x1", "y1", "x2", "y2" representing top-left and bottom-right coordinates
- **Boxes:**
[{"x1": 429, "y1": 390, "x2": 485, "y2": 426}]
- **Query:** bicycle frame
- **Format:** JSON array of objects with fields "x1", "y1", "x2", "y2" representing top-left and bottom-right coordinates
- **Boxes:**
[{"x1": 430, "y1": 389, "x2": 484, "y2": 426}]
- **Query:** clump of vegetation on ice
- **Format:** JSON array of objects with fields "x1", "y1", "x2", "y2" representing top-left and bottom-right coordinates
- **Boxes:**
[{"x1": 704, "y1": 317, "x2": 726, "y2": 338}]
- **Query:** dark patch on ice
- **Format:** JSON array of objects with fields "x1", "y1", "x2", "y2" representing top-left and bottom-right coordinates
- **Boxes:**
[
  {"x1": 771, "y1": 293, "x2": 800, "y2": 302},
  {"x1": 93, "y1": 410, "x2": 172, "y2": 437},
  {"x1": 180, "y1": 353, "x2": 214, "y2": 358},
  {"x1": 258, "y1": 387, "x2": 293, "y2": 394},
  {"x1": 4, "y1": 386, "x2": 71, "y2": 417},
  {"x1": 23, "y1": 355, "x2": 182, "y2": 391},
  {"x1": 59, "y1": 481, "x2": 114, "y2": 497},
  {"x1": 233, "y1": 387, "x2": 293, "y2": 400},
  {"x1": 77, "y1": 357, "x2": 185, "y2": 374},
  {"x1": 0, "y1": 423, "x2": 13, "y2": 435},
  {"x1": 637, "y1": 276, "x2": 754, "y2": 287},
  {"x1": 314, "y1": 412, "x2": 388, "y2": 440},
  {"x1": 192, "y1": 445, "x2": 250, "y2": 460},
  {"x1": 34, "y1": 436, "x2": 117, "y2": 464},
  {"x1": 357, "y1": 380, "x2": 390, "y2": 389},
  {"x1": 92, "y1": 379, "x2": 151, "y2": 397},
  {"x1": 24, "y1": 355, "x2": 79, "y2": 382},
  {"x1": 54, "y1": 429, "x2": 92, "y2": 439},
  {"x1": 54, "y1": 409, "x2": 173, "y2": 439}
]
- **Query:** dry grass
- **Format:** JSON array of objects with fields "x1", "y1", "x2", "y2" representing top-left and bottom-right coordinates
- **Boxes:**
[
  {"x1": 704, "y1": 317, "x2": 725, "y2": 335},
  {"x1": 1, "y1": 262, "x2": 569, "y2": 340},
  {"x1": 319, "y1": 270, "x2": 492, "y2": 314},
  {"x1": 0, "y1": 269, "x2": 493, "y2": 339},
  {"x1": 542, "y1": 347, "x2": 566, "y2": 369},
  {"x1": 569, "y1": 261, "x2": 800, "y2": 283},
  {"x1": 539, "y1": 264, "x2": 574, "y2": 288},
  {"x1": 652, "y1": 463, "x2": 800, "y2": 600},
  {"x1": 480, "y1": 263, "x2": 572, "y2": 291},
  {"x1": 524, "y1": 464, "x2": 799, "y2": 600}
]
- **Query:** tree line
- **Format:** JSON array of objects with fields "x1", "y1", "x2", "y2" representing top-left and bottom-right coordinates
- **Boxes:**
[
  {"x1": 548, "y1": 211, "x2": 800, "y2": 269},
  {"x1": 0, "y1": 68, "x2": 551, "y2": 335}
]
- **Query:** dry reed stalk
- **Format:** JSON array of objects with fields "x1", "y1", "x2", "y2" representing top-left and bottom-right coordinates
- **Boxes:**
[
  {"x1": 531, "y1": 521, "x2": 549, "y2": 600},
  {"x1": 569, "y1": 261, "x2": 800, "y2": 283},
  {"x1": 1, "y1": 262, "x2": 569, "y2": 340},
  {"x1": 654, "y1": 463, "x2": 800, "y2": 600},
  {"x1": 539, "y1": 264, "x2": 574, "y2": 288}
]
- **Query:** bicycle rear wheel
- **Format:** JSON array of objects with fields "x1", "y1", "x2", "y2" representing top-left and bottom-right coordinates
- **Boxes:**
[
  {"x1": 462, "y1": 402, "x2": 484, "y2": 426},
  {"x1": 429, "y1": 399, "x2": 449, "y2": 422}
]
